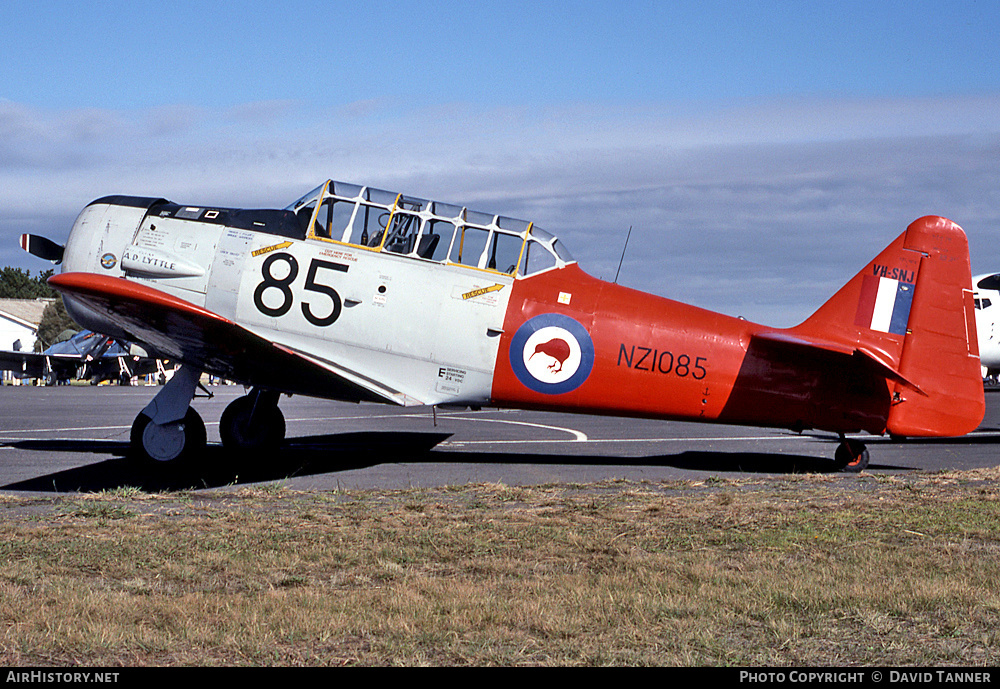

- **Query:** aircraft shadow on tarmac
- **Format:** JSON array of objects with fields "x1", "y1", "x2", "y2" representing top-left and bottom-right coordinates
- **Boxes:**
[
  {"x1": 4, "y1": 428, "x2": 1000, "y2": 493},
  {"x1": 2, "y1": 431, "x2": 449, "y2": 493}
]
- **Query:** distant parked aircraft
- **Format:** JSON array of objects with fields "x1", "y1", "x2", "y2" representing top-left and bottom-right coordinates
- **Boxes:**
[
  {"x1": 972, "y1": 273, "x2": 1000, "y2": 379},
  {"x1": 0, "y1": 329, "x2": 164, "y2": 385}
]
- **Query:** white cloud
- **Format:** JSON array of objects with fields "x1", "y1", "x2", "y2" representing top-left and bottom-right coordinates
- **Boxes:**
[{"x1": 3, "y1": 94, "x2": 1000, "y2": 326}]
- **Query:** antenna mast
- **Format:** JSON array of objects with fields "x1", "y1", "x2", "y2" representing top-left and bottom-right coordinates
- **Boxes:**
[{"x1": 614, "y1": 226, "x2": 632, "y2": 284}]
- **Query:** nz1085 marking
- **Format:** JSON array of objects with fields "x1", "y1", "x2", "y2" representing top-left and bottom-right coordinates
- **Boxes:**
[
  {"x1": 617, "y1": 344, "x2": 707, "y2": 379},
  {"x1": 253, "y1": 252, "x2": 349, "y2": 326}
]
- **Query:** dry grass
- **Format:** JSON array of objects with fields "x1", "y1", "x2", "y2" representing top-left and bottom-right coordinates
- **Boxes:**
[{"x1": 2, "y1": 469, "x2": 1000, "y2": 666}]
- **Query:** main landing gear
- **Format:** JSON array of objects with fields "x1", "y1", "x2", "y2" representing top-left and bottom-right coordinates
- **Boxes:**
[
  {"x1": 219, "y1": 388, "x2": 285, "y2": 453},
  {"x1": 130, "y1": 367, "x2": 206, "y2": 465},
  {"x1": 833, "y1": 435, "x2": 869, "y2": 473},
  {"x1": 130, "y1": 366, "x2": 286, "y2": 465}
]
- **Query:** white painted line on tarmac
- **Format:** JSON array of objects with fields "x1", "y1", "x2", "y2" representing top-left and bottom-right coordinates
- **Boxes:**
[
  {"x1": 438, "y1": 416, "x2": 589, "y2": 442},
  {"x1": 440, "y1": 434, "x2": 805, "y2": 447},
  {"x1": 0, "y1": 424, "x2": 131, "y2": 434}
]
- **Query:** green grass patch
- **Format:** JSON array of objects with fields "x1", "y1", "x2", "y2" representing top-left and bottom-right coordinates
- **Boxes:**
[{"x1": 1, "y1": 468, "x2": 999, "y2": 666}]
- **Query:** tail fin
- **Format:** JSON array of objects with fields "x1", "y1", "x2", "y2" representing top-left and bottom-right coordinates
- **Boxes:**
[{"x1": 794, "y1": 216, "x2": 984, "y2": 437}]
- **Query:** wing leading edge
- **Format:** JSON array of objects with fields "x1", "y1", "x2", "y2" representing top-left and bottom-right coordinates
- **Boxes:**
[
  {"x1": 48, "y1": 272, "x2": 409, "y2": 405},
  {"x1": 0, "y1": 350, "x2": 68, "y2": 380}
]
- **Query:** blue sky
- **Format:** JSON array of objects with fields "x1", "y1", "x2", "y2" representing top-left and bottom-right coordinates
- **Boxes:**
[
  {"x1": 5, "y1": 1, "x2": 998, "y2": 108},
  {"x1": 3, "y1": 0, "x2": 1000, "y2": 325}
]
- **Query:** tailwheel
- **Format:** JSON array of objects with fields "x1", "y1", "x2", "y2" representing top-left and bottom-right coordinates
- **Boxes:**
[
  {"x1": 834, "y1": 437, "x2": 869, "y2": 473},
  {"x1": 220, "y1": 390, "x2": 285, "y2": 453},
  {"x1": 130, "y1": 407, "x2": 206, "y2": 465}
]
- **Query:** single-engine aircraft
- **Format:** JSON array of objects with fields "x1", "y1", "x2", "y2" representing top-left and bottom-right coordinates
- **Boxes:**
[
  {"x1": 972, "y1": 273, "x2": 1000, "y2": 380},
  {"x1": 19, "y1": 180, "x2": 986, "y2": 472},
  {"x1": 0, "y1": 328, "x2": 165, "y2": 385}
]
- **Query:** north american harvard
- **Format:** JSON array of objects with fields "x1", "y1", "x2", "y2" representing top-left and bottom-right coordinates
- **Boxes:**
[{"x1": 19, "y1": 179, "x2": 985, "y2": 472}]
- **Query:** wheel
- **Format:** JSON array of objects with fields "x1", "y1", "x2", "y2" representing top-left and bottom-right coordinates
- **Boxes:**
[
  {"x1": 834, "y1": 439, "x2": 869, "y2": 473},
  {"x1": 130, "y1": 408, "x2": 206, "y2": 465},
  {"x1": 219, "y1": 394, "x2": 285, "y2": 452}
]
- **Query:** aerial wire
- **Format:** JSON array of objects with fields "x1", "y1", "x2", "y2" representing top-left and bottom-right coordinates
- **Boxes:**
[{"x1": 614, "y1": 226, "x2": 632, "y2": 284}]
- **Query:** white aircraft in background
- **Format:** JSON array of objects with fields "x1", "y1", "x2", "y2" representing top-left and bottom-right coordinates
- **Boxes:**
[{"x1": 973, "y1": 273, "x2": 1000, "y2": 380}]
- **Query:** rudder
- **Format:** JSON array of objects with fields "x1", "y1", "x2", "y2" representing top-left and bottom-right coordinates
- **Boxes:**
[{"x1": 887, "y1": 216, "x2": 984, "y2": 436}]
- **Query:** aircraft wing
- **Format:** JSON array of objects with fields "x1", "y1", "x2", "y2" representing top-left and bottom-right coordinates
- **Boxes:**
[
  {"x1": 0, "y1": 349, "x2": 158, "y2": 383},
  {"x1": 752, "y1": 331, "x2": 926, "y2": 396},
  {"x1": 0, "y1": 350, "x2": 74, "y2": 380},
  {"x1": 47, "y1": 272, "x2": 410, "y2": 405}
]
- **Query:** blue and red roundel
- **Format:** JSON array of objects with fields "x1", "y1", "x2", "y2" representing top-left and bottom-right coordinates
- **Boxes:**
[{"x1": 509, "y1": 313, "x2": 595, "y2": 395}]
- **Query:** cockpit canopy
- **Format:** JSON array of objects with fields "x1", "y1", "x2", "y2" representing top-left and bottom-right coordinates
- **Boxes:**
[
  {"x1": 286, "y1": 180, "x2": 573, "y2": 277},
  {"x1": 976, "y1": 274, "x2": 1000, "y2": 292}
]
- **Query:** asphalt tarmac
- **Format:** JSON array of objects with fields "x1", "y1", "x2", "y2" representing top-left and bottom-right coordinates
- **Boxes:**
[{"x1": 2, "y1": 384, "x2": 999, "y2": 493}]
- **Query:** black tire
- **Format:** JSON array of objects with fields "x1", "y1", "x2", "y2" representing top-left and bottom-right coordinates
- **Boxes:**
[
  {"x1": 834, "y1": 439, "x2": 869, "y2": 473},
  {"x1": 219, "y1": 395, "x2": 285, "y2": 452},
  {"x1": 130, "y1": 408, "x2": 206, "y2": 466}
]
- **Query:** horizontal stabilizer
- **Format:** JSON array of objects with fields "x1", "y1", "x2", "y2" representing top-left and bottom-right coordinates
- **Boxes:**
[{"x1": 752, "y1": 331, "x2": 926, "y2": 396}]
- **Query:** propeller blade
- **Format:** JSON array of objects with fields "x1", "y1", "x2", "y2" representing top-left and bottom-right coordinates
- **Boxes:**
[{"x1": 19, "y1": 234, "x2": 65, "y2": 263}]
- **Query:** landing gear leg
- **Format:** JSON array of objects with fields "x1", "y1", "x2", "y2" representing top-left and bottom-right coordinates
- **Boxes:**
[
  {"x1": 130, "y1": 366, "x2": 206, "y2": 465},
  {"x1": 219, "y1": 388, "x2": 285, "y2": 452},
  {"x1": 834, "y1": 435, "x2": 869, "y2": 473}
]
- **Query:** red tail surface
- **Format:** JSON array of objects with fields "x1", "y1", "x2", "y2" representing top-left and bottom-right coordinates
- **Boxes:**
[{"x1": 793, "y1": 216, "x2": 984, "y2": 437}]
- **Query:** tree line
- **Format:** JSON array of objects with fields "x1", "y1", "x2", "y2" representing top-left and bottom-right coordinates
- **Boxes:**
[{"x1": 0, "y1": 267, "x2": 80, "y2": 351}]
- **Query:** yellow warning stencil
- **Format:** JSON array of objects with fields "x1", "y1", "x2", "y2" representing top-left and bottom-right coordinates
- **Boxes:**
[
  {"x1": 252, "y1": 241, "x2": 293, "y2": 257},
  {"x1": 462, "y1": 283, "x2": 505, "y2": 300}
]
